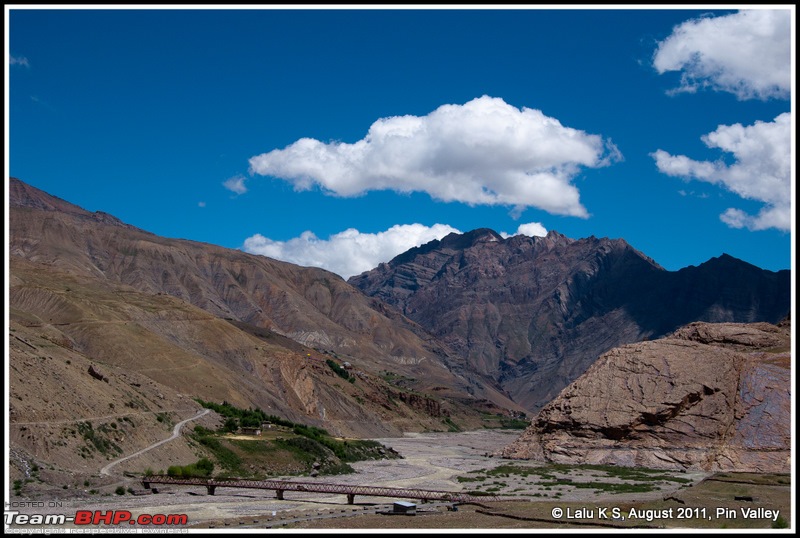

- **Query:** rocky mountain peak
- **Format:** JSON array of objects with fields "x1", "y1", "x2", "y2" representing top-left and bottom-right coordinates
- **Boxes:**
[
  {"x1": 541, "y1": 229, "x2": 573, "y2": 244},
  {"x1": 10, "y1": 177, "x2": 133, "y2": 230},
  {"x1": 439, "y1": 227, "x2": 504, "y2": 248},
  {"x1": 350, "y1": 226, "x2": 789, "y2": 412}
]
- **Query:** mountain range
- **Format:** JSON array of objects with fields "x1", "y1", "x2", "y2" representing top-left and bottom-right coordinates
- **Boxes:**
[
  {"x1": 6, "y1": 176, "x2": 791, "y2": 483},
  {"x1": 349, "y1": 227, "x2": 790, "y2": 410}
]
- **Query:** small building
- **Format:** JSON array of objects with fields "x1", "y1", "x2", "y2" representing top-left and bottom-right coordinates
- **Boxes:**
[
  {"x1": 392, "y1": 501, "x2": 416, "y2": 515},
  {"x1": 239, "y1": 427, "x2": 262, "y2": 436}
]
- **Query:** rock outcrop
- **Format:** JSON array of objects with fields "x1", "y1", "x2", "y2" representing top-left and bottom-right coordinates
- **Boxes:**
[
  {"x1": 498, "y1": 320, "x2": 791, "y2": 472},
  {"x1": 87, "y1": 364, "x2": 109, "y2": 382}
]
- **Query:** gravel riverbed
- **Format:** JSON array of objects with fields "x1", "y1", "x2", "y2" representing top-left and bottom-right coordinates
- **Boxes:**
[{"x1": 8, "y1": 429, "x2": 708, "y2": 530}]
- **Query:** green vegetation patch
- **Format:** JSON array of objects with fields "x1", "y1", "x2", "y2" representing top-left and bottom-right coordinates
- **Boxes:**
[
  {"x1": 196, "y1": 399, "x2": 283, "y2": 430},
  {"x1": 465, "y1": 490, "x2": 494, "y2": 497},
  {"x1": 459, "y1": 463, "x2": 694, "y2": 496},
  {"x1": 326, "y1": 359, "x2": 355, "y2": 383},
  {"x1": 273, "y1": 437, "x2": 354, "y2": 475},
  {"x1": 479, "y1": 412, "x2": 530, "y2": 430},
  {"x1": 194, "y1": 433, "x2": 243, "y2": 473},
  {"x1": 381, "y1": 371, "x2": 416, "y2": 388},
  {"x1": 538, "y1": 479, "x2": 657, "y2": 494},
  {"x1": 773, "y1": 515, "x2": 790, "y2": 529},
  {"x1": 442, "y1": 417, "x2": 461, "y2": 432},
  {"x1": 576, "y1": 464, "x2": 694, "y2": 484},
  {"x1": 76, "y1": 421, "x2": 122, "y2": 456},
  {"x1": 167, "y1": 458, "x2": 214, "y2": 478},
  {"x1": 190, "y1": 398, "x2": 399, "y2": 479},
  {"x1": 456, "y1": 476, "x2": 487, "y2": 483},
  {"x1": 496, "y1": 417, "x2": 530, "y2": 429},
  {"x1": 709, "y1": 472, "x2": 790, "y2": 486},
  {"x1": 483, "y1": 464, "x2": 551, "y2": 478}
]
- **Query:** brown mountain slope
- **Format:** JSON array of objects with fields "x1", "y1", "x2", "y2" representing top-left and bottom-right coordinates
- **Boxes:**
[
  {"x1": 8, "y1": 177, "x2": 530, "y2": 491},
  {"x1": 9, "y1": 255, "x2": 517, "y2": 492},
  {"x1": 498, "y1": 319, "x2": 791, "y2": 472},
  {"x1": 10, "y1": 256, "x2": 478, "y2": 435},
  {"x1": 9, "y1": 177, "x2": 519, "y2": 413},
  {"x1": 9, "y1": 314, "x2": 220, "y2": 492}
]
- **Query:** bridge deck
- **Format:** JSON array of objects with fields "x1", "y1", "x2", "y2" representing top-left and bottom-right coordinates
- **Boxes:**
[{"x1": 141, "y1": 475, "x2": 498, "y2": 503}]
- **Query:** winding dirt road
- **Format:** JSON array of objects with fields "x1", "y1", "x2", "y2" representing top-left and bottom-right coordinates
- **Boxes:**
[{"x1": 100, "y1": 408, "x2": 210, "y2": 476}]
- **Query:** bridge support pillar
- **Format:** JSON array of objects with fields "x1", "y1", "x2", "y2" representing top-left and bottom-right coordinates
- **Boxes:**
[
  {"x1": 276, "y1": 490, "x2": 284, "y2": 500},
  {"x1": 207, "y1": 485, "x2": 216, "y2": 496},
  {"x1": 347, "y1": 494, "x2": 355, "y2": 505}
]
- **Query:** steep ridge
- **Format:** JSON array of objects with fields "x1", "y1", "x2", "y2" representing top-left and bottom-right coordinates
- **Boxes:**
[
  {"x1": 9, "y1": 178, "x2": 518, "y2": 415},
  {"x1": 498, "y1": 319, "x2": 791, "y2": 472},
  {"x1": 349, "y1": 229, "x2": 790, "y2": 411},
  {"x1": 10, "y1": 257, "x2": 474, "y2": 439}
]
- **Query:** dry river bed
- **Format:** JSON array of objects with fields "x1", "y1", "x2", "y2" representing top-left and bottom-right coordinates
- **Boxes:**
[{"x1": 8, "y1": 429, "x2": 711, "y2": 531}]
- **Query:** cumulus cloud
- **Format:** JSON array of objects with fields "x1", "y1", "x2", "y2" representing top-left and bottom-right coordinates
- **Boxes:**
[
  {"x1": 243, "y1": 221, "x2": 552, "y2": 279},
  {"x1": 500, "y1": 222, "x2": 548, "y2": 238},
  {"x1": 653, "y1": 9, "x2": 791, "y2": 100},
  {"x1": 248, "y1": 96, "x2": 621, "y2": 217},
  {"x1": 223, "y1": 175, "x2": 248, "y2": 195},
  {"x1": 10, "y1": 55, "x2": 30, "y2": 67},
  {"x1": 652, "y1": 112, "x2": 791, "y2": 231},
  {"x1": 243, "y1": 223, "x2": 461, "y2": 279}
]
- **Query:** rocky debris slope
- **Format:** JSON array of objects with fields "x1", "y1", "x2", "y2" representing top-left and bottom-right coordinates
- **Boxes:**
[{"x1": 498, "y1": 319, "x2": 791, "y2": 472}]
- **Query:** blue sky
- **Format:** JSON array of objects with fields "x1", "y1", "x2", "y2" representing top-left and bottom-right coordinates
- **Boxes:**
[{"x1": 6, "y1": 6, "x2": 794, "y2": 279}]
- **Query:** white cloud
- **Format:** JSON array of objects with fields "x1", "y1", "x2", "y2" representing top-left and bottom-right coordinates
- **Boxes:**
[
  {"x1": 248, "y1": 96, "x2": 621, "y2": 217},
  {"x1": 198, "y1": 201, "x2": 206, "y2": 208},
  {"x1": 10, "y1": 55, "x2": 30, "y2": 67},
  {"x1": 653, "y1": 9, "x2": 791, "y2": 100},
  {"x1": 500, "y1": 222, "x2": 548, "y2": 238},
  {"x1": 243, "y1": 221, "x2": 554, "y2": 279},
  {"x1": 242, "y1": 223, "x2": 461, "y2": 279},
  {"x1": 223, "y1": 175, "x2": 248, "y2": 195},
  {"x1": 719, "y1": 208, "x2": 749, "y2": 229},
  {"x1": 652, "y1": 112, "x2": 791, "y2": 231}
]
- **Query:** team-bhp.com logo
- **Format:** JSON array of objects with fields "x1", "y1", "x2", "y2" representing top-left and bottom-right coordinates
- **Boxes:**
[{"x1": 5, "y1": 510, "x2": 188, "y2": 527}]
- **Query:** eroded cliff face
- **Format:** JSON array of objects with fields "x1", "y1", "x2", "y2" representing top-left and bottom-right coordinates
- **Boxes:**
[
  {"x1": 498, "y1": 320, "x2": 791, "y2": 473},
  {"x1": 350, "y1": 228, "x2": 790, "y2": 412}
]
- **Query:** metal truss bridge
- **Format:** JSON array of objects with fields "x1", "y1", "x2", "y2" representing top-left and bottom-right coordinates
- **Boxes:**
[{"x1": 141, "y1": 475, "x2": 498, "y2": 504}]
